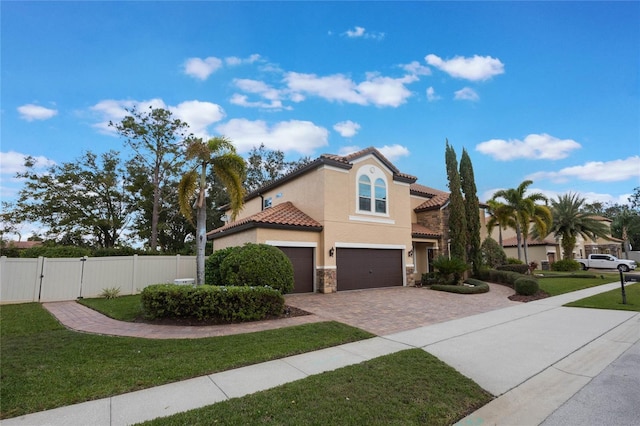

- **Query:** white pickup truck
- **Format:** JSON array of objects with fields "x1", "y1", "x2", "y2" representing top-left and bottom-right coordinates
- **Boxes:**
[{"x1": 576, "y1": 254, "x2": 637, "y2": 272}]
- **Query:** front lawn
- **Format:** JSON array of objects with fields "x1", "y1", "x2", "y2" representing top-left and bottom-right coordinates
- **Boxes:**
[
  {"x1": 565, "y1": 283, "x2": 640, "y2": 311},
  {"x1": 0, "y1": 303, "x2": 372, "y2": 419},
  {"x1": 537, "y1": 272, "x2": 620, "y2": 296},
  {"x1": 79, "y1": 294, "x2": 142, "y2": 321},
  {"x1": 141, "y1": 349, "x2": 492, "y2": 426}
]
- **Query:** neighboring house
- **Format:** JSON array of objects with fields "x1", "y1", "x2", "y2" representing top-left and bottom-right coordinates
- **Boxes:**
[
  {"x1": 496, "y1": 215, "x2": 623, "y2": 263},
  {"x1": 208, "y1": 147, "x2": 478, "y2": 293}
]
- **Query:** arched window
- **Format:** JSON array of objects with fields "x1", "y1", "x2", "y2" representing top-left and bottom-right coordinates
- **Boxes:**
[
  {"x1": 374, "y1": 178, "x2": 386, "y2": 213},
  {"x1": 358, "y1": 175, "x2": 371, "y2": 211}
]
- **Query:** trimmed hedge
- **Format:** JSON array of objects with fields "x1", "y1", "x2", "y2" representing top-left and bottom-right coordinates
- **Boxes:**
[
  {"x1": 140, "y1": 284, "x2": 284, "y2": 322},
  {"x1": 431, "y1": 278, "x2": 490, "y2": 294},
  {"x1": 20, "y1": 245, "x2": 91, "y2": 258},
  {"x1": 551, "y1": 259, "x2": 581, "y2": 272},
  {"x1": 205, "y1": 246, "x2": 239, "y2": 285},
  {"x1": 514, "y1": 277, "x2": 539, "y2": 296},
  {"x1": 497, "y1": 264, "x2": 529, "y2": 274},
  {"x1": 219, "y1": 244, "x2": 294, "y2": 294},
  {"x1": 477, "y1": 268, "x2": 527, "y2": 288}
]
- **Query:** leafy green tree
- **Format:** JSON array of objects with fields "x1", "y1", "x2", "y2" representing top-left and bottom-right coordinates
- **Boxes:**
[
  {"x1": 445, "y1": 141, "x2": 467, "y2": 261},
  {"x1": 178, "y1": 137, "x2": 246, "y2": 285},
  {"x1": 491, "y1": 180, "x2": 550, "y2": 264},
  {"x1": 485, "y1": 199, "x2": 516, "y2": 247},
  {"x1": 14, "y1": 151, "x2": 132, "y2": 248},
  {"x1": 480, "y1": 237, "x2": 508, "y2": 268},
  {"x1": 245, "y1": 144, "x2": 311, "y2": 192},
  {"x1": 460, "y1": 148, "x2": 482, "y2": 275},
  {"x1": 610, "y1": 207, "x2": 640, "y2": 258},
  {"x1": 548, "y1": 193, "x2": 610, "y2": 259},
  {"x1": 111, "y1": 106, "x2": 191, "y2": 251}
]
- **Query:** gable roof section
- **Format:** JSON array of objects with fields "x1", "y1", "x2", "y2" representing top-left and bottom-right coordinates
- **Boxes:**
[
  {"x1": 241, "y1": 147, "x2": 417, "y2": 205},
  {"x1": 412, "y1": 223, "x2": 441, "y2": 238},
  {"x1": 208, "y1": 201, "x2": 322, "y2": 240}
]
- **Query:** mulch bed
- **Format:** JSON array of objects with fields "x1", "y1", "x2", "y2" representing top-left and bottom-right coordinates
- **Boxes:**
[
  {"x1": 134, "y1": 305, "x2": 311, "y2": 327},
  {"x1": 508, "y1": 290, "x2": 550, "y2": 303}
]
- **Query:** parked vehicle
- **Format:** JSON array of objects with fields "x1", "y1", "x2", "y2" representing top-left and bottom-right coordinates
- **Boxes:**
[{"x1": 576, "y1": 254, "x2": 637, "y2": 272}]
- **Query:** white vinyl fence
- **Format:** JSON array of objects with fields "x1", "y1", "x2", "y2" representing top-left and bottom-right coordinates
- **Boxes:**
[{"x1": 0, "y1": 255, "x2": 198, "y2": 304}]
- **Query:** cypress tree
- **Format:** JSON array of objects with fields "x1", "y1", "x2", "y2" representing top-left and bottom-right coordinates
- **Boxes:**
[
  {"x1": 460, "y1": 148, "x2": 482, "y2": 275},
  {"x1": 445, "y1": 140, "x2": 467, "y2": 261}
]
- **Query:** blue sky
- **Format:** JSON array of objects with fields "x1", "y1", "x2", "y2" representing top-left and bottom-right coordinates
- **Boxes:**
[{"x1": 2, "y1": 1, "x2": 639, "y2": 235}]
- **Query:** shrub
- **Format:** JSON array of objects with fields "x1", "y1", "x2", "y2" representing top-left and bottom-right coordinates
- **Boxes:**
[
  {"x1": 431, "y1": 278, "x2": 490, "y2": 294},
  {"x1": 514, "y1": 277, "x2": 539, "y2": 296},
  {"x1": 497, "y1": 264, "x2": 530, "y2": 274},
  {"x1": 507, "y1": 257, "x2": 524, "y2": 264},
  {"x1": 432, "y1": 256, "x2": 469, "y2": 285},
  {"x1": 551, "y1": 259, "x2": 581, "y2": 272},
  {"x1": 140, "y1": 283, "x2": 284, "y2": 322},
  {"x1": 480, "y1": 237, "x2": 507, "y2": 268},
  {"x1": 478, "y1": 269, "x2": 525, "y2": 288},
  {"x1": 219, "y1": 243, "x2": 294, "y2": 294},
  {"x1": 92, "y1": 247, "x2": 141, "y2": 257},
  {"x1": 20, "y1": 245, "x2": 91, "y2": 258},
  {"x1": 421, "y1": 272, "x2": 440, "y2": 286},
  {"x1": 99, "y1": 287, "x2": 121, "y2": 299},
  {"x1": 205, "y1": 246, "x2": 240, "y2": 285}
]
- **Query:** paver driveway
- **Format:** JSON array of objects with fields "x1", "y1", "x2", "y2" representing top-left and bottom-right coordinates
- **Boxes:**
[{"x1": 285, "y1": 284, "x2": 521, "y2": 335}]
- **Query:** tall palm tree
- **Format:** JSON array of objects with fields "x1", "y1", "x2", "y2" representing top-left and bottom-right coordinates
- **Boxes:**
[
  {"x1": 485, "y1": 199, "x2": 516, "y2": 247},
  {"x1": 491, "y1": 180, "x2": 550, "y2": 264},
  {"x1": 548, "y1": 193, "x2": 610, "y2": 260},
  {"x1": 611, "y1": 208, "x2": 640, "y2": 258},
  {"x1": 178, "y1": 136, "x2": 245, "y2": 285}
]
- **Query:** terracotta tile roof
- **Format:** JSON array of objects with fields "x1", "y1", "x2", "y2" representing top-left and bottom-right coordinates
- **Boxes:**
[
  {"x1": 412, "y1": 223, "x2": 441, "y2": 238},
  {"x1": 410, "y1": 183, "x2": 448, "y2": 198},
  {"x1": 501, "y1": 236, "x2": 558, "y2": 247},
  {"x1": 208, "y1": 202, "x2": 322, "y2": 239},
  {"x1": 414, "y1": 193, "x2": 450, "y2": 211}
]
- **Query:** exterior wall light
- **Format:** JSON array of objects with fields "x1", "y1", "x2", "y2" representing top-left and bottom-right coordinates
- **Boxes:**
[{"x1": 329, "y1": 247, "x2": 335, "y2": 257}]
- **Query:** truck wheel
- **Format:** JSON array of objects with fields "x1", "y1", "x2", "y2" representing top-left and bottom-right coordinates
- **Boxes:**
[
  {"x1": 618, "y1": 265, "x2": 629, "y2": 272},
  {"x1": 580, "y1": 263, "x2": 588, "y2": 271}
]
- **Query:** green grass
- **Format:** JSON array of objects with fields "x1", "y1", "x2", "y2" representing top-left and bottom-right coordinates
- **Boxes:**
[
  {"x1": 141, "y1": 349, "x2": 492, "y2": 426},
  {"x1": 78, "y1": 294, "x2": 143, "y2": 321},
  {"x1": 537, "y1": 272, "x2": 620, "y2": 296},
  {"x1": 0, "y1": 303, "x2": 373, "y2": 419},
  {"x1": 565, "y1": 283, "x2": 640, "y2": 311}
]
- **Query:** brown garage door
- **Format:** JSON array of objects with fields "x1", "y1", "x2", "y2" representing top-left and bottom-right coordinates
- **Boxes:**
[
  {"x1": 336, "y1": 248, "x2": 403, "y2": 291},
  {"x1": 277, "y1": 246, "x2": 314, "y2": 293}
]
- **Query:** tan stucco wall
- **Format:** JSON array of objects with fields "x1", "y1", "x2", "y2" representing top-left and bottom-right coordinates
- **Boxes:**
[{"x1": 212, "y1": 228, "x2": 258, "y2": 251}]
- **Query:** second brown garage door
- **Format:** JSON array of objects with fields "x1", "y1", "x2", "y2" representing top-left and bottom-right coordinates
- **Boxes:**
[
  {"x1": 277, "y1": 246, "x2": 314, "y2": 293},
  {"x1": 336, "y1": 248, "x2": 403, "y2": 291}
]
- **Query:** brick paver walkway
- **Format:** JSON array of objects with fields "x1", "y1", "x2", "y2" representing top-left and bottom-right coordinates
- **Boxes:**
[{"x1": 43, "y1": 284, "x2": 520, "y2": 339}]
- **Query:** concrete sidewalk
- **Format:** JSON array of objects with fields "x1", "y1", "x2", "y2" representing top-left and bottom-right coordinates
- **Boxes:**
[{"x1": 3, "y1": 282, "x2": 638, "y2": 426}]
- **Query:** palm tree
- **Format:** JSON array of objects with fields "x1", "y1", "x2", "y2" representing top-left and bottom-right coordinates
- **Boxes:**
[
  {"x1": 485, "y1": 199, "x2": 516, "y2": 247},
  {"x1": 611, "y1": 208, "x2": 640, "y2": 258},
  {"x1": 491, "y1": 180, "x2": 550, "y2": 264},
  {"x1": 548, "y1": 193, "x2": 610, "y2": 260},
  {"x1": 178, "y1": 136, "x2": 245, "y2": 285}
]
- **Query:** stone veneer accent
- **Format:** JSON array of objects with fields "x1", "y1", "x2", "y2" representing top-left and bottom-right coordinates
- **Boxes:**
[
  {"x1": 317, "y1": 268, "x2": 337, "y2": 293},
  {"x1": 406, "y1": 265, "x2": 415, "y2": 286}
]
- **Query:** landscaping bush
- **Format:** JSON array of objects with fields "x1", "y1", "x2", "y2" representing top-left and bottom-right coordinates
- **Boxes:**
[
  {"x1": 140, "y1": 283, "x2": 284, "y2": 322},
  {"x1": 219, "y1": 243, "x2": 294, "y2": 294},
  {"x1": 480, "y1": 237, "x2": 507, "y2": 268},
  {"x1": 514, "y1": 277, "x2": 539, "y2": 296},
  {"x1": 497, "y1": 263, "x2": 530, "y2": 274},
  {"x1": 506, "y1": 257, "x2": 524, "y2": 264},
  {"x1": 432, "y1": 255, "x2": 469, "y2": 285},
  {"x1": 421, "y1": 272, "x2": 440, "y2": 286},
  {"x1": 205, "y1": 246, "x2": 240, "y2": 285},
  {"x1": 477, "y1": 268, "x2": 524, "y2": 288},
  {"x1": 431, "y1": 278, "x2": 490, "y2": 294},
  {"x1": 20, "y1": 245, "x2": 91, "y2": 258},
  {"x1": 92, "y1": 247, "x2": 142, "y2": 257},
  {"x1": 551, "y1": 259, "x2": 581, "y2": 272}
]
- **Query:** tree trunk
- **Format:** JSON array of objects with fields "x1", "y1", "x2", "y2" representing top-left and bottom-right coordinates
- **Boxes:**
[
  {"x1": 515, "y1": 222, "x2": 522, "y2": 261},
  {"x1": 150, "y1": 164, "x2": 160, "y2": 251},
  {"x1": 195, "y1": 164, "x2": 207, "y2": 285}
]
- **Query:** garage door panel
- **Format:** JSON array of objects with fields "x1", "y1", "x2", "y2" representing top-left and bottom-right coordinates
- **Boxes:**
[
  {"x1": 277, "y1": 247, "x2": 314, "y2": 293},
  {"x1": 337, "y1": 248, "x2": 402, "y2": 291}
]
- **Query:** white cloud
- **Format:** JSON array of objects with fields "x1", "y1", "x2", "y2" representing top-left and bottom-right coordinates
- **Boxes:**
[
  {"x1": 285, "y1": 72, "x2": 416, "y2": 107},
  {"x1": 230, "y1": 79, "x2": 292, "y2": 110},
  {"x1": 401, "y1": 61, "x2": 431, "y2": 76},
  {"x1": 224, "y1": 54, "x2": 261, "y2": 66},
  {"x1": 216, "y1": 119, "x2": 329, "y2": 155},
  {"x1": 17, "y1": 104, "x2": 58, "y2": 121},
  {"x1": 333, "y1": 120, "x2": 361, "y2": 138},
  {"x1": 425, "y1": 54, "x2": 505, "y2": 81},
  {"x1": 526, "y1": 156, "x2": 640, "y2": 183},
  {"x1": 169, "y1": 100, "x2": 226, "y2": 139},
  {"x1": 229, "y1": 94, "x2": 288, "y2": 110},
  {"x1": 338, "y1": 145, "x2": 362, "y2": 156},
  {"x1": 90, "y1": 98, "x2": 224, "y2": 138},
  {"x1": 0, "y1": 151, "x2": 56, "y2": 175},
  {"x1": 344, "y1": 26, "x2": 385, "y2": 40},
  {"x1": 476, "y1": 133, "x2": 582, "y2": 161},
  {"x1": 454, "y1": 87, "x2": 479, "y2": 101},
  {"x1": 377, "y1": 144, "x2": 410, "y2": 162},
  {"x1": 183, "y1": 56, "x2": 223, "y2": 80},
  {"x1": 426, "y1": 86, "x2": 441, "y2": 102}
]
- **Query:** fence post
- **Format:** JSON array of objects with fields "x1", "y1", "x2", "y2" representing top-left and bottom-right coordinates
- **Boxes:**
[
  {"x1": 131, "y1": 254, "x2": 138, "y2": 294},
  {"x1": 175, "y1": 254, "x2": 180, "y2": 280}
]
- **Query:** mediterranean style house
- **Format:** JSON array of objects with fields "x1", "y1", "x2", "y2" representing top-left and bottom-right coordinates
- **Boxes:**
[
  {"x1": 208, "y1": 147, "x2": 485, "y2": 293},
  {"x1": 497, "y1": 216, "x2": 623, "y2": 265}
]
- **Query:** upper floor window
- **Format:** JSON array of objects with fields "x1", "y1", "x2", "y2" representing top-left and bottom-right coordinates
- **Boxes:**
[{"x1": 357, "y1": 166, "x2": 387, "y2": 215}]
